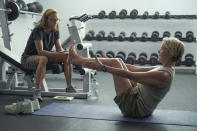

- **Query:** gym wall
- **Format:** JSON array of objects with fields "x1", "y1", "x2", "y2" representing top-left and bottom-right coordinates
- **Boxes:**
[
  {"x1": 6, "y1": 0, "x2": 197, "y2": 61},
  {"x1": 38, "y1": 0, "x2": 197, "y2": 62}
]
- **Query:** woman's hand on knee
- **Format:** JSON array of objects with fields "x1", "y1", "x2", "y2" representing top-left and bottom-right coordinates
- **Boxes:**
[{"x1": 56, "y1": 51, "x2": 69, "y2": 58}]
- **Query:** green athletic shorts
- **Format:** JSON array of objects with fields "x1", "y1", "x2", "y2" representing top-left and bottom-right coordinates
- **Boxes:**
[{"x1": 114, "y1": 85, "x2": 141, "y2": 118}]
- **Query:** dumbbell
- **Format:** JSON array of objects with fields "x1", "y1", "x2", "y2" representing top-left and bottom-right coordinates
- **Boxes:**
[
  {"x1": 184, "y1": 53, "x2": 194, "y2": 66},
  {"x1": 33, "y1": 1, "x2": 43, "y2": 13},
  {"x1": 95, "y1": 50, "x2": 104, "y2": 57},
  {"x1": 174, "y1": 31, "x2": 182, "y2": 40},
  {"x1": 106, "y1": 51, "x2": 115, "y2": 58},
  {"x1": 186, "y1": 31, "x2": 194, "y2": 42},
  {"x1": 130, "y1": 9, "x2": 138, "y2": 18},
  {"x1": 89, "y1": 50, "x2": 95, "y2": 58},
  {"x1": 175, "y1": 58, "x2": 182, "y2": 66},
  {"x1": 151, "y1": 31, "x2": 159, "y2": 41},
  {"x1": 165, "y1": 11, "x2": 170, "y2": 19},
  {"x1": 27, "y1": 3, "x2": 37, "y2": 12},
  {"x1": 163, "y1": 31, "x2": 171, "y2": 38},
  {"x1": 85, "y1": 30, "x2": 95, "y2": 41},
  {"x1": 142, "y1": 11, "x2": 149, "y2": 19},
  {"x1": 149, "y1": 53, "x2": 158, "y2": 65},
  {"x1": 96, "y1": 30, "x2": 105, "y2": 41},
  {"x1": 130, "y1": 32, "x2": 137, "y2": 41},
  {"x1": 16, "y1": 0, "x2": 23, "y2": 9},
  {"x1": 153, "y1": 11, "x2": 160, "y2": 19},
  {"x1": 126, "y1": 52, "x2": 136, "y2": 65},
  {"x1": 98, "y1": 10, "x2": 105, "y2": 19},
  {"x1": 138, "y1": 52, "x2": 148, "y2": 65},
  {"x1": 116, "y1": 51, "x2": 126, "y2": 62},
  {"x1": 118, "y1": 32, "x2": 126, "y2": 41},
  {"x1": 119, "y1": 9, "x2": 127, "y2": 19},
  {"x1": 109, "y1": 10, "x2": 116, "y2": 19},
  {"x1": 107, "y1": 31, "x2": 115, "y2": 41},
  {"x1": 141, "y1": 32, "x2": 148, "y2": 41},
  {"x1": 16, "y1": 0, "x2": 27, "y2": 10}
]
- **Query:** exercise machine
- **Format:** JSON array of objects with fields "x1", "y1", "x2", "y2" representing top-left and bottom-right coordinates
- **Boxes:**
[{"x1": 0, "y1": 1, "x2": 95, "y2": 98}]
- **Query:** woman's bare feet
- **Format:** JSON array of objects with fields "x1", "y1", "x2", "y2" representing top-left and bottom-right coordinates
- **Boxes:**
[{"x1": 68, "y1": 41, "x2": 83, "y2": 64}]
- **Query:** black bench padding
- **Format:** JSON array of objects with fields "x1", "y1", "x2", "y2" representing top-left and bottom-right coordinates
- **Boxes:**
[{"x1": 46, "y1": 63, "x2": 64, "y2": 74}]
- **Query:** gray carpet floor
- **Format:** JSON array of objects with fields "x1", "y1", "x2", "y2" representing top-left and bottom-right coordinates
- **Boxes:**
[{"x1": 0, "y1": 72, "x2": 197, "y2": 131}]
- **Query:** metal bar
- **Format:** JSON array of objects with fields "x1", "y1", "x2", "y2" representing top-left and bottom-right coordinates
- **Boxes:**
[
  {"x1": 0, "y1": 0, "x2": 11, "y2": 49},
  {"x1": 0, "y1": 89, "x2": 89, "y2": 99},
  {"x1": 19, "y1": 10, "x2": 42, "y2": 16},
  {"x1": 0, "y1": 58, "x2": 6, "y2": 81},
  {"x1": 0, "y1": 8, "x2": 11, "y2": 12}
]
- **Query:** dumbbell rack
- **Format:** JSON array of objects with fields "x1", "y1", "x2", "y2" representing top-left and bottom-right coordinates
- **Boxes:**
[
  {"x1": 93, "y1": 9, "x2": 197, "y2": 19},
  {"x1": 83, "y1": 35, "x2": 196, "y2": 43},
  {"x1": 72, "y1": 11, "x2": 197, "y2": 74},
  {"x1": 92, "y1": 15, "x2": 197, "y2": 19}
]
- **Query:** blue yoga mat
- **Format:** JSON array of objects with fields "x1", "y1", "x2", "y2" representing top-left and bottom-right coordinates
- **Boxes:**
[{"x1": 33, "y1": 103, "x2": 197, "y2": 127}]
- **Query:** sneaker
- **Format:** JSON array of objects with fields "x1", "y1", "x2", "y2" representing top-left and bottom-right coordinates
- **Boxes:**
[
  {"x1": 20, "y1": 101, "x2": 34, "y2": 113},
  {"x1": 5, "y1": 100, "x2": 34, "y2": 114},
  {"x1": 31, "y1": 99, "x2": 40, "y2": 110},
  {"x1": 5, "y1": 103, "x2": 21, "y2": 114},
  {"x1": 25, "y1": 99, "x2": 40, "y2": 111},
  {"x1": 33, "y1": 89, "x2": 43, "y2": 102},
  {"x1": 65, "y1": 85, "x2": 77, "y2": 93}
]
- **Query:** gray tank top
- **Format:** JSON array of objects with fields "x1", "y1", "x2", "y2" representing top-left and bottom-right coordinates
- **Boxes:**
[{"x1": 135, "y1": 66, "x2": 175, "y2": 116}]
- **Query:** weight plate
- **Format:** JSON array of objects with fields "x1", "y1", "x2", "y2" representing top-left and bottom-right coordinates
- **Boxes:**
[{"x1": 6, "y1": 1, "x2": 19, "y2": 21}]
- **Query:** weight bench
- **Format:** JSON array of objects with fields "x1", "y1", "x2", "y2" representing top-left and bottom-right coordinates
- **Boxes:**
[{"x1": 0, "y1": 45, "x2": 92, "y2": 98}]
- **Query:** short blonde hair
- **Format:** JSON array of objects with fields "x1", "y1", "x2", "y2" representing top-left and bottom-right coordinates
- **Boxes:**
[
  {"x1": 162, "y1": 37, "x2": 185, "y2": 62},
  {"x1": 37, "y1": 9, "x2": 59, "y2": 31}
]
